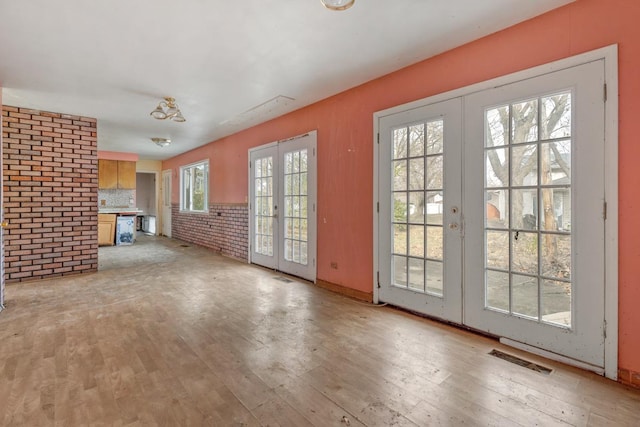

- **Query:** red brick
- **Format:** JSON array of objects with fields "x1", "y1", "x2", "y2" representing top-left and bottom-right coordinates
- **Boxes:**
[{"x1": 3, "y1": 104, "x2": 98, "y2": 282}]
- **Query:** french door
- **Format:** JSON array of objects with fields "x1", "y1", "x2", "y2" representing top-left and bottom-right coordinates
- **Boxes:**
[
  {"x1": 377, "y1": 60, "x2": 608, "y2": 369},
  {"x1": 464, "y1": 61, "x2": 605, "y2": 367},
  {"x1": 378, "y1": 98, "x2": 463, "y2": 322},
  {"x1": 249, "y1": 131, "x2": 317, "y2": 282}
]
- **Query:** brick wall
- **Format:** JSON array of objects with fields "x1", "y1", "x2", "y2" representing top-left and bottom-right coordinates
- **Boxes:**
[
  {"x1": 1, "y1": 106, "x2": 98, "y2": 283},
  {"x1": 172, "y1": 203, "x2": 248, "y2": 261}
]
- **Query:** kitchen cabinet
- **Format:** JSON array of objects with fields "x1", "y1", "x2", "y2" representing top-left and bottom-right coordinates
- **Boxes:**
[
  {"x1": 98, "y1": 160, "x2": 118, "y2": 189},
  {"x1": 98, "y1": 214, "x2": 116, "y2": 246},
  {"x1": 117, "y1": 161, "x2": 136, "y2": 189},
  {"x1": 98, "y1": 160, "x2": 136, "y2": 189}
]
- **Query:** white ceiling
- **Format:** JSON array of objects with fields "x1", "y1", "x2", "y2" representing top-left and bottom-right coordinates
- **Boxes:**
[{"x1": 0, "y1": 0, "x2": 573, "y2": 160}]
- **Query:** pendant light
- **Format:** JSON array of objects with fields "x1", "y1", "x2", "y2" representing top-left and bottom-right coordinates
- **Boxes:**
[{"x1": 150, "y1": 97, "x2": 186, "y2": 122}]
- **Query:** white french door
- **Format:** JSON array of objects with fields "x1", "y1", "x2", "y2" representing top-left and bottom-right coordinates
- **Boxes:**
[
  {"x1": 376, "y1": 59, "x2": 609, "y2": 370},
  {"x1": 378, "y1": 98, "x2": 463, "y2": 322},
  {"x1": 249, "y1": 131, "x2": 317, "y2": 282},
  {"x1": 464, "y1": 61, "x2": 605, "y2": 367}
]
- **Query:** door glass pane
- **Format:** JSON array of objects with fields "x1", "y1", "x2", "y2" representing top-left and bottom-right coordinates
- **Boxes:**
[
  {"x1": 409, "y1": 124, "x2": 425, "y2": 157},
  {"x1": 408, "y1": 225, "x2": 424, "y2": 258},
  {"x1": 426, "y1": 120, "x2": 444, "y2": 155},
  {"x1": 426, "y1": 260, "x2": 443, "y2": 296},
  {"x1": 486, "y1": 230, "x2": 509, "y2": 270},
  {"x1": 426, "y1": 155, "x2": 443, "y2": 190},
  {"x1": 486, "y1": 270, "x2": 509, "y2": 312},
  {"x1": 408, "y1": 192, "x2": 425, "y2": 224},
  {"x1": 542, "y1": 279, "x2": 571, "y2": 327},
  {"x1": 512, "y1": 99, "x2": 538, "y2": 144},
  {"x1": 391, "y1": 119, "x2": 445, "y2": 296},
  {"x1": 483, "y1": 90, "x2": 573, "y2": 328},
  {"x1": 283, "y1": 149, "x2": 308, "y2": 265},
  {"x1": 254, "y1": 156, "x2": 274, "y2": 257},
  {"x1": 408, "y1": 258, "x2": 425, "y2": 292},
  {"x1": 485, "y1": 148, "x2": 507, "y2": 188},
  {"x1": 393, "y1": 255, "x2": 408, "y2": 288},
  {"x1": 512, "y1": 144, "x2": 537, "y2": 186},
  {"x1": 512, "y1": 274, "x2": 539, "y2": 319},
  {"x1": 486, "y1": 106, "x2": 508, "y2": 147},
  {"x1": 425, "y1": 191, "x2": 443, "y2": 225},
  {"x1": 426, "y1": 226, "x2": 443, "y2": 261},
  {"x1": 541, "y1": 93, "x2": 571, "y2": 139},
  {"x1": 486, "y1": 190, "x2": 508, "y2": 228}
]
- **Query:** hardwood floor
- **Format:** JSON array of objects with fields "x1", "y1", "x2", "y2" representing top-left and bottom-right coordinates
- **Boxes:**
[{"x1": 1, "y1": 235, "x2": 638, "y2": 426}]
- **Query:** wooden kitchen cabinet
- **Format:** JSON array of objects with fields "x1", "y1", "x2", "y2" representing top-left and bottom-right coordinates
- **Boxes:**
[
  {"x1": 98, "y1": 214, "x2": 116, "y2": 246},
  {"x1": 98, "y1": 160, "x2": 136, "y2": 189},
  {"x1": 117, "y1": 160, "x2": 136, "y2": 189},
  {"x1": 98, "y1": 159, "x2": 118, "y2": 189}
]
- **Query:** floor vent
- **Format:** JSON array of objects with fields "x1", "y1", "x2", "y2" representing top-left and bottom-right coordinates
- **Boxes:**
[
  {"x1": 273, "y1": 276, "x2": 293, "y2": 283},
  {"x1": 489, "y1": 349, "x2": 552, "y2": 375}
]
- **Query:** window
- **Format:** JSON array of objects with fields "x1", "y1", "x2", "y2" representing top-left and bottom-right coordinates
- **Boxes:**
[{"x1": 180, "y1": 160, "x2": 209, "y2": 212}]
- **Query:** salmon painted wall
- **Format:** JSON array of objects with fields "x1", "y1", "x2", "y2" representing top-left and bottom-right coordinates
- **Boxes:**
[
  {"x1": 163, "y1": 0, "x2": 640, "y2": 373},
  {"x1": 97, "y1": 151, "x2": 139, "y2": 161}
]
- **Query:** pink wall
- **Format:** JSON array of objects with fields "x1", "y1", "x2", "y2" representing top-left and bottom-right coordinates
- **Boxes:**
[
  {"x1": 163, "y1": 0, "x2": 640, "y2": 374},
  {"x1": 97, "y1": 150, "x2": 139, "y2": 161}
]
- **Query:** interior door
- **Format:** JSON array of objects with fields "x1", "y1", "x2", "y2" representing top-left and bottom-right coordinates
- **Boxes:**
[
  {"x1": 249, "y1": 131, "x2": 317, "y2": 281},
  {"x1": 463, "y1": 60, "x2": 606, "y2": 368},
  {"x1": 161, "y1": 169, "x2": 172, "y2": 238},
  {"x1": 378, "y1": 98, "x2": 463, "y2": 322}
]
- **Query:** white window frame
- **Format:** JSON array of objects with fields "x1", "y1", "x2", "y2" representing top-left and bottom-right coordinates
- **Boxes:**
[{"x1": 180, "y1": 159, "x2": 209, "y2": 213}]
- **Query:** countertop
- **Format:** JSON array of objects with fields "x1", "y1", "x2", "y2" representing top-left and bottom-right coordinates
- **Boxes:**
[{"x1": 98, "y1": 208, "x2": 144, "y2": 215}]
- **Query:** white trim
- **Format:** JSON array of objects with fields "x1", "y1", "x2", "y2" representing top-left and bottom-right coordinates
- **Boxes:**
[
  {"x1": 375, "y1": 45, "x2": 617, "y2": 120},
  {"x1": 500, "y1": 337, "x2": 605, "y2": 376},
  {"x1": 373, "y1": 123, "x2": 380, "y2": 304},
  {"x1": 603, "y1": 46, "x2": 619, "y2": 381},
  {"x1": 373, "y1": 44, "x2": 618, "y2": 379}
]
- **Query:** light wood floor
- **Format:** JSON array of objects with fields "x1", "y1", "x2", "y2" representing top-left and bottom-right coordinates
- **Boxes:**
[{"x1": 0, "y1": 235, "x2": 638, "y2": 426}]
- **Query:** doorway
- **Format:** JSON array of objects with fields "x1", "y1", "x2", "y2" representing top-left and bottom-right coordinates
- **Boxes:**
[
  {"x1": 375, "y1": 49, "x2": 617, "y2": 375},
  {"x1": 249, "y1": 131, "x2": 317, "y2": 282},
  {"x1": 136, "y1": 172, "x2": 158, "y2": 235}
]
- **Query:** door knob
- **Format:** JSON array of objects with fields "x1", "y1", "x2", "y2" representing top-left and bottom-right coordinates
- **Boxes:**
[{"x1": 0, "y1": 220, "x2": 7, "y2": 228}]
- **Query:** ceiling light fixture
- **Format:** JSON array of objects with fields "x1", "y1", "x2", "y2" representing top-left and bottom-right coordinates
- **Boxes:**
[
  {"x1": 150, "y1": 97, "x2": 186, "y2": 122},
  {"x1": 321, "y1": 0, "x2": 355, "y2": 11},
  {"x1": 151, "y1": 137, "x2": 171, "y2": 147}
]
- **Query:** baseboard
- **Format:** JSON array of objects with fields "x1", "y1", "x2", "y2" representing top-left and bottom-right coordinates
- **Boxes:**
[
  {"x1": 316, "y1": 279, "x2": 373, "y2": 302},
  {"x1": 618, "y1": 368, "x2": 640, "y2": 389}
]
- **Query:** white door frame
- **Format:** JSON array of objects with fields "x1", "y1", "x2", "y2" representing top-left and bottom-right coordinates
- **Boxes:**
[
  {"x1": 373, "y1": 45, "x2": 618, "y2": 379},
  {"x1": 161, "y1": 169, "x2": 172, "y2": 238}
]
